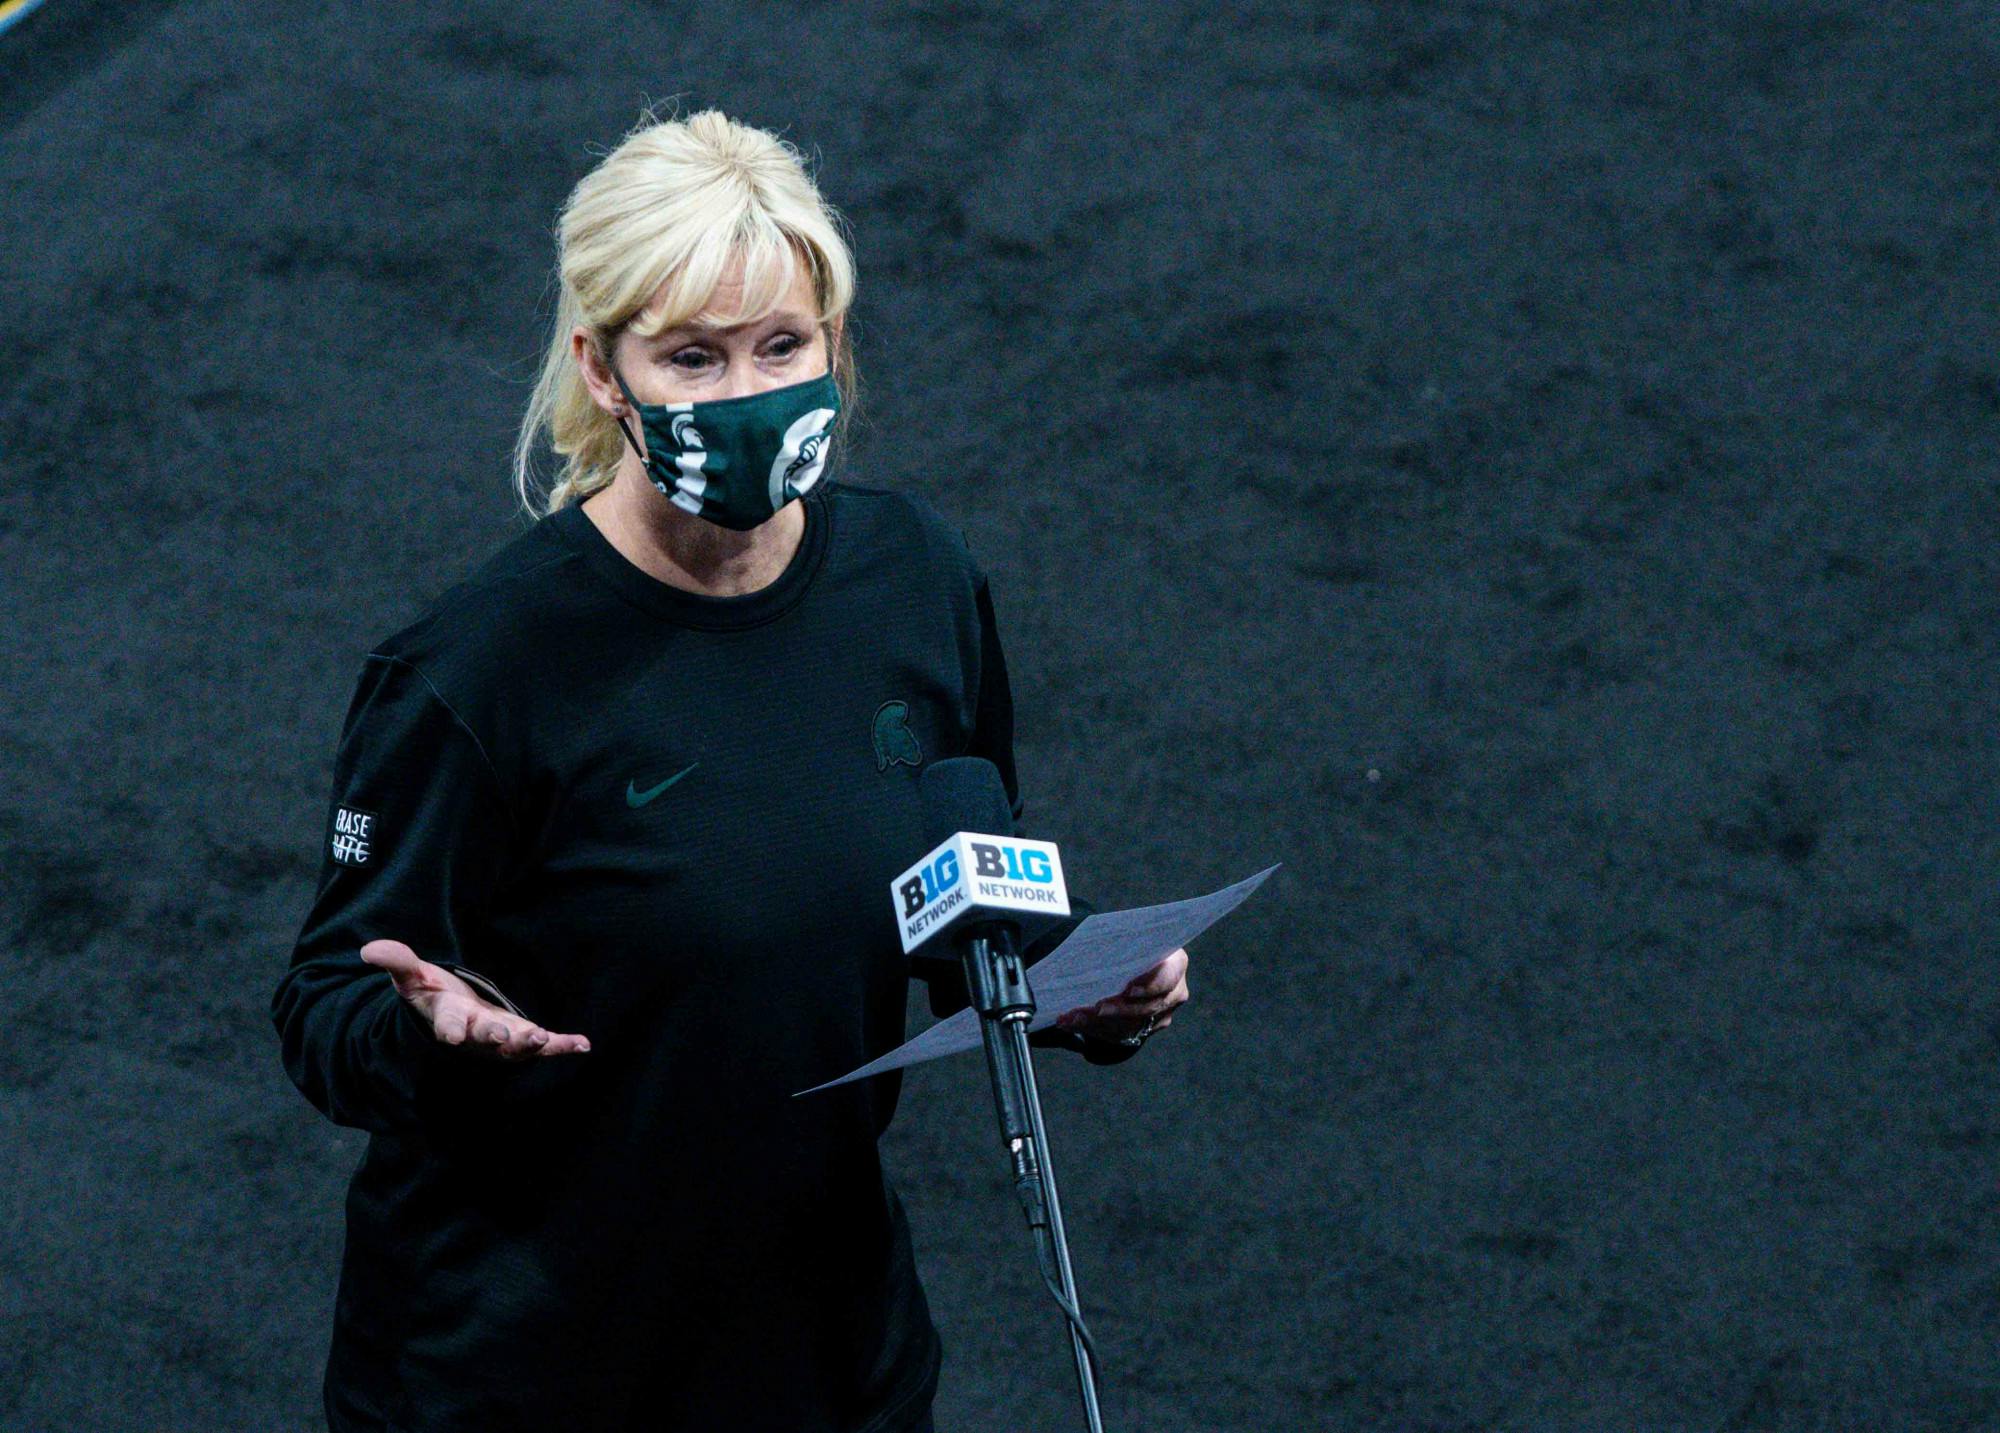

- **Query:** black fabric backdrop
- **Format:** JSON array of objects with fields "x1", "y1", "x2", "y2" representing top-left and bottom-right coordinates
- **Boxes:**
[{"x1": 2, "y1": 2, "x2": 1994, "y2": 1428}]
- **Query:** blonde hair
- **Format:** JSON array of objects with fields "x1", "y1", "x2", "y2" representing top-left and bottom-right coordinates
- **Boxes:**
[{"x1": 513, "y1": 106, "x2": 861, "y2": 519}]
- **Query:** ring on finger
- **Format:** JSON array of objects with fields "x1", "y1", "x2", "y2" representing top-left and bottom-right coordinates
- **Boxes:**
[{"x1": 1115, "y1": 1011, "x2": 1161, "y2": 1049}]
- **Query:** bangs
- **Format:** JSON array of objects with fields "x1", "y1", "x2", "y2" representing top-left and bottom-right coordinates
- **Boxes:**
[{"x1": 626, "y1": 214, "x2": 826, "y2": 340}]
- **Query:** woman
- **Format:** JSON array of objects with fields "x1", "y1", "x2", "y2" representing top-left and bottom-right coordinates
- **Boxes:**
[{"x1": 271, "y1": 108, "x2": 1190, "y2": 1433}]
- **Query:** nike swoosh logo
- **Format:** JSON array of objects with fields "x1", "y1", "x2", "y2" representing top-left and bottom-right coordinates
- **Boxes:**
[{"x1": 626, "y1": 761, "x2": 699, "y2": 807}]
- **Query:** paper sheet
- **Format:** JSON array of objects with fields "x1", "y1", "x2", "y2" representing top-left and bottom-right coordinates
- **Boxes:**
[{"x1": 793, "y1": 862, "x2": 1281, "y2": 1096}]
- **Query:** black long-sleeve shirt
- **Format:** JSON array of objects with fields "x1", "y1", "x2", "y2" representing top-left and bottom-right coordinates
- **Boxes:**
[{"x1": 271, "y1": 478, "x2": 1137, "y2": 1433}]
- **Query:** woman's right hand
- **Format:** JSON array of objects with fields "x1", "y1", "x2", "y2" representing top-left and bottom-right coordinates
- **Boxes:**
[{"x1": 360, "y1": 938, "x2": 591, "y2": 1060}]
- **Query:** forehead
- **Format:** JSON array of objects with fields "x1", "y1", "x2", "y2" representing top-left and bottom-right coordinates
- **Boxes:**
[{"x1": 649, "y1": 248, "x2": 818, "y2": 336}]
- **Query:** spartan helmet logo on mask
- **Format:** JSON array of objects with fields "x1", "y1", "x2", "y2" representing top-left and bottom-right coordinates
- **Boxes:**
[
  {"x1": 770, "y1": 406, "x2": 837, "y2": 496},
  {"x1": 783, "y1": 431, "x2": 828, "y2": 485},
  {"x1": 671, "y1": 413, "x2": 705, "y2": 450}
]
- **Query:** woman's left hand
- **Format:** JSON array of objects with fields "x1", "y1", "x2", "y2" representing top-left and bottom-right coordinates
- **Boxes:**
[{"x1": 1054, "y1": 947, "x2": 1189, "y2": 1043}]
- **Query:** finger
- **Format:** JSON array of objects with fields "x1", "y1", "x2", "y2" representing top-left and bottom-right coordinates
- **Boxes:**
[
  {"x1": 1122, "y1": 951, "x2": 1186, "y2": 998},
  {"x1": 537, "y1": 1031, "x2": 592, "y2": 1056},
  {"x1": 495, "y1": 1024, "x2": 551, "y2": 1061},
  {"x1": 1062, "y1": 1000, "x2": 1125, "y2": 1028},
  {"x1": 1109, "y1": 977, "x2": 1190, "y2": 1011},
  {"x1": 1090, "y1": 994, "x2": 1176, "y2": 1021},
  {"x1": 432, "y1": 1003, "x2": 471, "y2": 1046},
  {"x1": 361, "y1": 939, "x2": 462, "y2": 1006},
  {"x1": 1060, "y1": 1004, "x2": 1156, "y2": 1038},
  {"x1": 359, "y1": 938, "x2": 423, "y2": 978},
  {"x1": 1121, "y1": 971, "x2": 1175, "y2": 1001}
]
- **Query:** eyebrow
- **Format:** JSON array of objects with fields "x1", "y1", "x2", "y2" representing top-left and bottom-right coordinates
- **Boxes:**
[{"x1": 668, "y1": 309, "x2": 815, "y2": 338}]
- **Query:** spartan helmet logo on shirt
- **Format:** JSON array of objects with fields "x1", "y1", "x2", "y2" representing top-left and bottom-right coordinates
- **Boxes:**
[{"x1": 873, "y1": 700, "x2": 923, "y2": 772}]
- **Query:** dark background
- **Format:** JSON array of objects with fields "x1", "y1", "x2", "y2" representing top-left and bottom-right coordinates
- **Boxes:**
[{"x1": 3, "y1": 2, "x2": 1994, "y2": 1429}]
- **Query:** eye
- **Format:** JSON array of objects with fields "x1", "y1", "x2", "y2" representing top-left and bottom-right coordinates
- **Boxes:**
[
  {"x1": 767, "y1": 333, "x2": 803, "y2": 358},
  {"x1": 669, "y1": 347, "x2": 713, "y2": 371}
]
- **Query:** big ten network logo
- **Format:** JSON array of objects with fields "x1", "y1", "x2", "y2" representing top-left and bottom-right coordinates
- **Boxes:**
[
  {"x1": 899, "y1": 844, "x2": 962, "y2": 917},
  {"x1": 893, "y1": 834, "x2": 1069, "y2": 953},
  {"x1": 330, "y1": 805, "x2": 377, "y2": 867},
  {"x1": 970, "y1": 839, "x2": 1057, "y2": 888},
  {"x1": 898, "y1": 840, "x2": 1058, "y2": 917}
]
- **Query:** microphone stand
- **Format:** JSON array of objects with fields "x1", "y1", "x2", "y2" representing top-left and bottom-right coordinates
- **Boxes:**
[{"x1": 961, "y1": 924, "x2": 1106, "y2": 1433}]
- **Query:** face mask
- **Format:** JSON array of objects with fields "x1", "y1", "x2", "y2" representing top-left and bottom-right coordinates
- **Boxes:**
[{"x1": 609, "y1": 364, "x2": 841, "y2": 531}]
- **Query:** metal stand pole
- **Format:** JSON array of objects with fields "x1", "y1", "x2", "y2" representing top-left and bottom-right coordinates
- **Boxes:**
[{"x1": 962, "y1": 928, "x2": 1106, "y2": 1433}]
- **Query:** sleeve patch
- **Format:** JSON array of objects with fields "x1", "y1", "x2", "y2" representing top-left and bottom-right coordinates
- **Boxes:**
[{"x1": 330, "y1": 805, "x2": 379, "y2": 866}]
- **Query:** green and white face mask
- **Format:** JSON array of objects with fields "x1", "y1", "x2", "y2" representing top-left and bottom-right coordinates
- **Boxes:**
[{"x1": 610, "y1": 364, "x2": 841, "y2": 531}]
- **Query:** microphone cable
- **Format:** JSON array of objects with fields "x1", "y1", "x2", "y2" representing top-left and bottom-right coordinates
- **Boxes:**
[{"x1": 1012, "y1": 1154, "x2": 1103, "y2": 1386}]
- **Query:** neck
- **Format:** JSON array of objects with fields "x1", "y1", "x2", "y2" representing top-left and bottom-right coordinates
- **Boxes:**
[{"x1": 580, "y1": 465, "x2": 806, "y2": 598}]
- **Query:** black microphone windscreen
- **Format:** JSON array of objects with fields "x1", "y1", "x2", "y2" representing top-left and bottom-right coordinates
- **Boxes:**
[{"x1": 918, "y1": 757, "x2": 1015, "y2": 848}]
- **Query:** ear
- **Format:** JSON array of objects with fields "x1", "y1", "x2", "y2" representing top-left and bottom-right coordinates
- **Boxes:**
[{"x1": 571, "y1": 327, "x2": 626, "y2": 418}]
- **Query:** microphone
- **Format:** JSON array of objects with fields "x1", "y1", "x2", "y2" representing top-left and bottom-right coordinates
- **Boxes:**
[
  {"x1": 897, "y1": 758, "x2": 1107, "y2": 1424},
  {"x1": 893, "y1": 757, "x2": 1070, "y2": 963}
]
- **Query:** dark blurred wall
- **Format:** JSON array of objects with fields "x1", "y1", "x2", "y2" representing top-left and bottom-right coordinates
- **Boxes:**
[{"x1": 1, "y1": 3, "x2": 1993, "y2": 1428}]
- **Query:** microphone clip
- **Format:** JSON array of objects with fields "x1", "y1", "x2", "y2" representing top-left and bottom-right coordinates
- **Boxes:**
[{"x1": 962, "y1": 922, "x2": 1035, "y2": 1022}]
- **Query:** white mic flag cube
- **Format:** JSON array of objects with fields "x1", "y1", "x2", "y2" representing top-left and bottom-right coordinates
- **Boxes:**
[{"x1": 891, "y1": 831, "x2": 1071, "y2": 955}]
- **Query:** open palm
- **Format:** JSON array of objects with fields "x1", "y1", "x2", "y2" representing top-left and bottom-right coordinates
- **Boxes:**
[{"x1": 359, "y1": 938, "x2": 591, "y2": 1060}]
